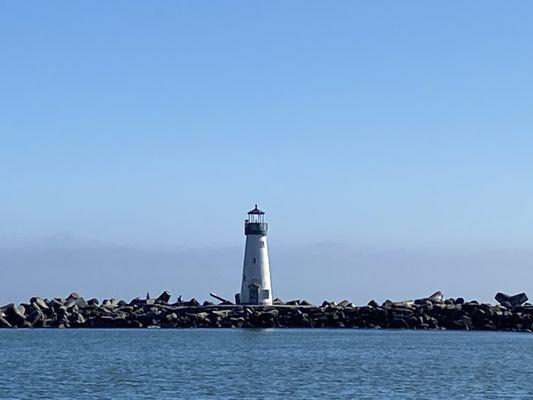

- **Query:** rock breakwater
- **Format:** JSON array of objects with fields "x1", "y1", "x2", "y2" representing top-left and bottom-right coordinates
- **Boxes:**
[{"x1": 1, "y1": 291, "x2": 531, "y2": 331}]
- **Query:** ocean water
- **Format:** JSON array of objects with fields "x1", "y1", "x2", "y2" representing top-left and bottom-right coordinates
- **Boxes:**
[{"x1": 1, "y1": 329, "x2": 532, "y2": 399}]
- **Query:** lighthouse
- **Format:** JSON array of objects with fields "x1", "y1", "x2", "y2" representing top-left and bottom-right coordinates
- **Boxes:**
[{"x1": 240, "y1": 205, "x2": 273, "y2": 305}]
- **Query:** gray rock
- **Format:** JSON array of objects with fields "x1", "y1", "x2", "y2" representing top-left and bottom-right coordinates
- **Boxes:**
[
  {"x1": 3, "y1": 304, "x2": 26, "y2": 326},
  {"x1": 415, "y1": 291, "x2": 443, "y2": 305},
  {"x1": 286, "y1": 300, "x2": 301, "y2": 306},
  {"x1": 16, "y1": 305, "x2": 26, "y2": 317},
  {"x1": 165, "y1": 313, "x2": 177, "y2": 322},
  {"x1": 453, "y1": 317, "x2": 473, "y2": 330},
  {"x1": 75, "y1": 313, "x2": 87, "y2": 326},
  {"x1": 75, "y1": 297, "x2": 88, "y2": 308},
  {"x1": 66, "y1": 292, "x2": 80, "y2": 301},
  {"x1": 211, "y1": 310, "x2": 231, "y2": 318},
  {"x1": 101, "y1": 298, "x2": 120, "y2": 308},
  {"x1": 391, "y1": 300, "x2": 414, "y2": 308},
  {"x1": 187, "y1": 298, "x2": 200, "y2": 307},
  {"x1": 495, "y1": 292, "x2": 528, "y2": 308},
  {"x1": 338, "y1": 300, "x2": 353, "y2": 308},
  {"x1": 88, "y1": 298, "x2": 99, "y2": 306},
  {"x1": 65, "y1": 296, "x2": 87, "y2": 308},
  {"x1": 0, "y1": 316, "x2": 12, "y2": 328},
  {"x1": 428, "y1": 291, "x2": 444, "y2": 303},
  {"x1": 157, "y1": 291, "x2": 172, "y2": 304},
  {"x1": 367, "y1": 300, "x2": 379, "y2": 308},
  {"x1": 48, "y1": 299, "x2": 64, "y2": 309},
  {"x1": 30, "y1": 297, "x2": 49, "y2": 310},
  {"x1": 194, "y1": 312, "x2": 209, "y2": 320},
  {"x1": 29, "y1": 309, "x2": 45, "y2": 327}
]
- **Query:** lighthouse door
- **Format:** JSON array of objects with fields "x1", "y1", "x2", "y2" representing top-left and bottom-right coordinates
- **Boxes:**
[{"x1": 249, "y1": 284, "x2": 259, "y2": 304}]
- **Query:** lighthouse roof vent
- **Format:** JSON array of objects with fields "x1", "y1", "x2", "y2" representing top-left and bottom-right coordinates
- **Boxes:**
[{"x1": 247, "y1": 204, "x2": 265, "y2": 215}]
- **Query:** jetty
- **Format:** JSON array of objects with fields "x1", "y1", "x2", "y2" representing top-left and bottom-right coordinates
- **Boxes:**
[{"x1": 1, "y1": 291, "x2": 532, "y2": 331}]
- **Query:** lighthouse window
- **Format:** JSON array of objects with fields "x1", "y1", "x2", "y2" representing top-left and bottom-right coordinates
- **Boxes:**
[
  {"x1": 260, "y1": 240, "x2": 265, "y2": 248},
  {"x1": 253, "y1": 257, "x2": 256, "y2": 264}
]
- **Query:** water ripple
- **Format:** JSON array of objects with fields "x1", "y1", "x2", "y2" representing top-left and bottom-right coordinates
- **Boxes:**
[{"x1": 0, "y1": 329, "x2": 532, "y2": 399}]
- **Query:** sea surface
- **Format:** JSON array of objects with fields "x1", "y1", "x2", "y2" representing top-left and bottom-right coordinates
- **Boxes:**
[{"x1": 1, "y1": 329, "x2": 532, "y2": 399}]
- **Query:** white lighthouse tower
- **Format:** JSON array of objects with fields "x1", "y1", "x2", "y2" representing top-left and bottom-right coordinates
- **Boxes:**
[{"x1": 240, "y1": 205, "x2": 273, "y2": 305}]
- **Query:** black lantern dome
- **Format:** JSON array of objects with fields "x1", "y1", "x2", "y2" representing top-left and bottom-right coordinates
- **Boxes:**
[{"x1": 244, "y1": 204, "x2": 268, "y2": 235}]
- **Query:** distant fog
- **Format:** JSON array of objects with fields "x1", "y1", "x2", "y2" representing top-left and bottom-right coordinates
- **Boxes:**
[{"x1": 1, "y1": 239, "x2": 532, "y2": 305}]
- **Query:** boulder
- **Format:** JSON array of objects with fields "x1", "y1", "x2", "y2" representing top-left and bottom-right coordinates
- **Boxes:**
[
  {"x1": 66, "y1": 297, "x2": 87, "y2": 308},
  {"x1": 495, "y1": 292, "x2": 528, "y2": 308},
  {"x1": 29, "y1": 310, "x2": 45, "y2": 327},
  {"x1": 4, "y1": 304, "x2": 26, "y2": 326},
  {"x1": 30, "y1": 297, "x2": 49, "y2": 310},
  {"x1": 129, "y1": 320, "x2": 143, "y2": 328},
  {"x1": 228, "y1": 317, "x2": 245, "y2": 328},
  {"x1": 194, "y1": 312, "x2": 209, "y2": 320},
  {"x1": 338, "y1": 300, "x2": 353, "y2": 308},
  {"x1": 452, "y1": 317, "x2": 473, "y2": 330},
  {"x1": 49, "y1": 298, "x2": 64, "y2": 309},
  {"x1": 211, "y1": 310, "x2": 231, "y2": 318},
  {"x1": 382, "y1": 300, "x2": 393, "y2": 308},
  {"x1": 272, "y1": 298, "x2": 285, "y2": 305},
  {"x1": 75, "y1": 313, "x2": 87, "y2": 326},
  {"x1": 102, "y1": 298, "x2": 120, "y2": 308},
  {"x1": 65, "y1": 292, "x2": 80, "y2": 302},
  {"x1": 30, "y1": 301, "x2": 44, "y2": 314},
  {"x1": 157, "y1": 291, "x2": 172, "y2": 304},
  {"x1": 63, "y1": 302, "x2": 76, "y2": 312},
  {"x1": 0, "y1": 316, "x2": 12, "y2": 328},
  {"x1": 462, "y1": 301, "x2": 480, "y2": 313},
  {"x1": 165, "y1": 313, "x2": 178, "y2": 322},
  {"x1": 129, "y1": 298, "x2": 143, "y2": 306},
  {"x1": 367, "y1": 300, "x2": 379, "y2": 308},
  {"x1": 392, "y1": 300, "x2": 414, "y2": 308},
  {"x1": 428, "y1": 291, "x2": 444, "y2": 303},
  {"x1": 390, "y1": 317, "x2": 409, "y2": 329},
  {"x1": 415, "y1": 291, "x2": 443, "y2": 305},
  {"x1": 187, "y1": 298, "x2": 201, "y2": 307},
  {"x1": 16, "y1": 305, "x2": 26, "y2": 317}
]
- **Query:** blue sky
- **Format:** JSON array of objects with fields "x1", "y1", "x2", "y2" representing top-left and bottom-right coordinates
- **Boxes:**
[{"x1": 1, "y1": 2, "x2": 533, "y2": 304}]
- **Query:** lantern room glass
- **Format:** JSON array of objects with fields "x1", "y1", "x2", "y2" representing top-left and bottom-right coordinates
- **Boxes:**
[{"x1": 248, "y1": 213, "x2": 264, "y2": 223}]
